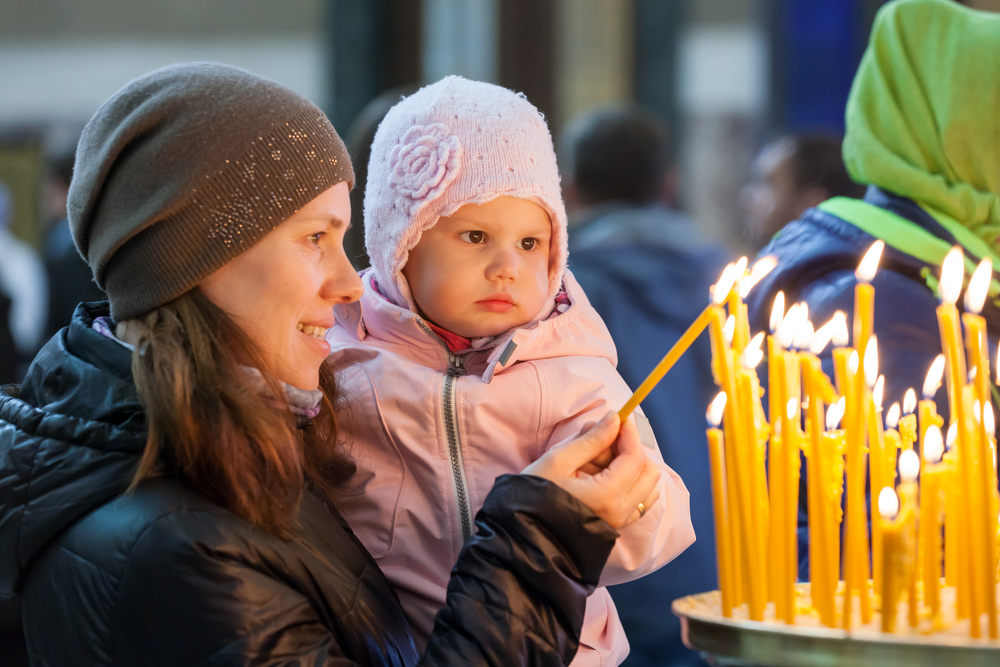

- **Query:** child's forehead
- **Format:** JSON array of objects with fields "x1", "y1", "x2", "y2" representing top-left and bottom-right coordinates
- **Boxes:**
[{"x1": 440, "y1": 197, "x2": 552, "y2": 225}]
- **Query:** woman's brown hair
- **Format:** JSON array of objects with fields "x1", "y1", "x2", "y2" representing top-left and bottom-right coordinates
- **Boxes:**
[{"x1": 126, "y1": 289, "x2": 352, "y2": 540}]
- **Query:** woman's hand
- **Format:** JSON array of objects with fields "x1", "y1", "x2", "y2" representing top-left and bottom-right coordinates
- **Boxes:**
[{"x1": 522, "y1": 411, "x2": 660, "y2": 530}]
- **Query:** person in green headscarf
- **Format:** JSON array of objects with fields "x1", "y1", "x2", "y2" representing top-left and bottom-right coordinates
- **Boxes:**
[{"x1": 744, "y1": 0, "x2": 1000, "y2": 577}]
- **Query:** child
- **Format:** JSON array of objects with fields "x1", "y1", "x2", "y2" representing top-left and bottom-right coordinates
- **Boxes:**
[{"x1": 330, "y1": 76, "x2": 694, "y2": 666}]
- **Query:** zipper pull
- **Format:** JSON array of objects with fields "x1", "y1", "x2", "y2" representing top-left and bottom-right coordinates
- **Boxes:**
[{"x1": 447, "y1": 353, "x2": 466, "y2": 377}]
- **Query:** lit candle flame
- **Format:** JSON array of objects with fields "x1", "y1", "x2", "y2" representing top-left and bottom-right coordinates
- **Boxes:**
[
  {"x1": 769, "y1": 291, "x2": 785, "y2": 334},
  {"x1": 899, "y1": 448, "x2": 920, "y2": 482},
  {"x1": 831, "y1": 311, "x2": 849, "y2": 347},
  {"x1": 985, "y1": 402, "x2": 995, "y2": 436},
  {"x1": 873, "y1": 375, "x2": 885, "y2": 408},
  {"x1": 965, "y1": 257, "x2": 992, "y2": 314},
  {"x1": 739, "y1": 255, "x2": 778, "y2": 298},
  {"x1": 776, "y1": 303, "x2": 801, "y2": 349},
  {"x1": 787, "y1": 397, "x2": 798, "y2": 420},
  {"x1": 723, "y1": 314, "x2": 736, "y2": 345},
  {"x1": 903, "y1": 388, "x2": 917, "y2": 415},
  {"x1": 923, "y1": 354, "x2": 945, "y2": 399},
  {"x1": 923, "y1": 425, "x2": 944, "y2": 463},
  {"x1": 886, "y1": 402, "x2": 901, "y2": 429},
  {"x1": 827, "y1": 396, "x2": 846, "y2": 430},
  {"x1": 711, "y1": 263, "x2": 739, "y2": 305},
  {"x1": 856, "y1": 239, "x2": 885, "y2": 283},
  {"x1": 707, "y1": 391, "x2": 727, "y2": 427},
  {"x1": 849, "y1": 350, "x2": 859, "y2": 375},
  {"x1": 809, "y1": 313, "x2": 844, "y2": 354},
  {"x1": 878, "y1": 487, "x2": 899, "y2": 519},
  {"x1": 864, "y1": 335, "x2": 879, "y2": 388},
  {"x1": 734, "y1": 256, "x2": 749, "y2": 281},
  {"x1": 939, "y1": 245, "x2": 965, "y2": 305},
  {"x1": 947, "y1": 422, "x2": 957, "y2": 449},
  {"x1": 792, "y1": 318, "x2": 815, "y2": 350},
  {"x1": 741, "y1": 332, "x2": 765, "y2": 368}
]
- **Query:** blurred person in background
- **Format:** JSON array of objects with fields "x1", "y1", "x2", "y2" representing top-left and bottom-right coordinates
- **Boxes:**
[
  {"x1": 43, "y1": 147, "x2": 106, "y2": 339},
  {"x1": 740, "y1": 134, "x2": 865, "y2": 250},
  {"x1": 0, "y1": 180, "x2": 47, "y2": 380},
  {"x1": 562, "y1": 106, "x2": 730, "y2": 667}
]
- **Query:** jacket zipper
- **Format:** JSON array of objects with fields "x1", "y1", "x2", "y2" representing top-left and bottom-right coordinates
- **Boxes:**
[
  {"x1": 443, "y1": 369, "x2": 473, "y2": 542},
  {"x1": 417, "y1": 321, "x2": 474, "y2": 543}
]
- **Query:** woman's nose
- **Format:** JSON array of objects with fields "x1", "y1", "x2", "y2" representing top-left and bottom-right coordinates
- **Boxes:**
[{"x1": 322, "y1": 247, "x2": 364, "y2": 304}]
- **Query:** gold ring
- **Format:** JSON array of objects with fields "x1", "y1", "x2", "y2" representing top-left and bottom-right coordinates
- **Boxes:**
[{"x1": 636, "y1": 502, "x2": 646, "y2": 518}]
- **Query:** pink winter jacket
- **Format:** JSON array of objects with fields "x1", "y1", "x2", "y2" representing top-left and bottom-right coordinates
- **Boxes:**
[{"x1": 329, "y1": 269, "x2": 695, "y2": 666}]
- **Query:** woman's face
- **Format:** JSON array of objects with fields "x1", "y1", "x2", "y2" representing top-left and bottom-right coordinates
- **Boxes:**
[{"x1": 200, "y1": 181, "x2": 362, "y2": 390}]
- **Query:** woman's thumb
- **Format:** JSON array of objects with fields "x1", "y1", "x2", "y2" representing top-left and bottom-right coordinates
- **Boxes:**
[{"x1": 559, "y1": 411, "x2": 619, "y2": 469}]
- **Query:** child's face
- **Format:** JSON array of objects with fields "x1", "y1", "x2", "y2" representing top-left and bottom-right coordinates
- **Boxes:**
[{"x1": 402, "y1": 197, "x2": 552, "y2": 339}]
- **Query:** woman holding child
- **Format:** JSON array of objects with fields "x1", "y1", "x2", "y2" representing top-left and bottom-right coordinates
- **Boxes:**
[{"x1": 0, "y1": 63, "x2": 670, "y2": 666}]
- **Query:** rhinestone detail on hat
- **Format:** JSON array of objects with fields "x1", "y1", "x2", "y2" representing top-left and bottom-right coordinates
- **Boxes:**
[{"x1": 199, "y1": 111, "x2": 351, "y2": 248}]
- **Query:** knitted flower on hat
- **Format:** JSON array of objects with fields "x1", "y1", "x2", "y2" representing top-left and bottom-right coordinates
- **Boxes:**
[
  {"x1": 388, "y1": 123, "x2": 463, "y2": 217},
  {"x1": 365, "y1": 76, "x2": 568, "y2": 310}
]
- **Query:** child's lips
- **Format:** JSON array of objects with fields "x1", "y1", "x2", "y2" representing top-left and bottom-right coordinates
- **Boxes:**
[{"x1": 478, "y1": 294, "x2": 515, "y2": 312}]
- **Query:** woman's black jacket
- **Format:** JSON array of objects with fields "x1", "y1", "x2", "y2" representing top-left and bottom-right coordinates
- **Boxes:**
[{"x1": 0, "y1": 303, "x2": 617, "y2": 666}]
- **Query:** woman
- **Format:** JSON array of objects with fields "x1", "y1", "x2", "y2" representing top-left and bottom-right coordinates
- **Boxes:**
[{"x1": 0, "y1": 63, "x2": 660, "y2": 666}]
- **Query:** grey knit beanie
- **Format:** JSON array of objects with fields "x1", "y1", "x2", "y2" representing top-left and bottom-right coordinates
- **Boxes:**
[{"x1": 69, "y1": 62, "x2": 353, "y2": 321}]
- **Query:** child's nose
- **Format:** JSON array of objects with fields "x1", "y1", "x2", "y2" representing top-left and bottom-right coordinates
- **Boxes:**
[{"x1": 485, "y1": 248, "x2": 519, "y2": 282}]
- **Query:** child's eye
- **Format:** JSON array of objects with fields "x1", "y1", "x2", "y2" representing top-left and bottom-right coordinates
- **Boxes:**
[
  {"x1": 309, "y1": 232, "x2": 325, "y2": 246},
  {"x1": 519, "y1": 238, "x2": 537, "y2": 251},
  {"x1": 459, "y1": 231, "x2": 487, "y2": 244}
]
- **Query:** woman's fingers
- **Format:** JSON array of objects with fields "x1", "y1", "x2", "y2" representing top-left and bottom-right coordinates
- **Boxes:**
[
  {"x1": 596, "y1": 415, "x2": 645, "y2": 489},
  {"x1": 618, "y1": 463, "x2": 662, "y2": 529},
  {"x1": 551, "y1": 411, "x2": 619, "y2": 471}
]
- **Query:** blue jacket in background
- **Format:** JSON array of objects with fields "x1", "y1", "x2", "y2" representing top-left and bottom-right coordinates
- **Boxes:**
[{"x1": 570, "y1": 203, "x2": 730, "y2": 667}]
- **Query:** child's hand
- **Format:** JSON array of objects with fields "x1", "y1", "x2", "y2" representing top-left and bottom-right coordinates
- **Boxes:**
[{"x1": 522, "y1": 412, "x2": 660, "y2": 530}]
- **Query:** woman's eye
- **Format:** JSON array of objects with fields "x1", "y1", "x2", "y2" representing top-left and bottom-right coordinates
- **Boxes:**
[
  {"x1": 520, "y1": 238, "x2": 537, "y2": 251},
  {"x1": 309, "y1": 232, "x2": 325, "y2": 245},
  {"x1": 460, "y1": 231, "x2": 486, "y2": 244}
]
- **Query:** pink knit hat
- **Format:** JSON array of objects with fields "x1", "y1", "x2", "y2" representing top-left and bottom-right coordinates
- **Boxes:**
[{"x1": 364, "y1": 76, "x2": 568, "y2": 310}]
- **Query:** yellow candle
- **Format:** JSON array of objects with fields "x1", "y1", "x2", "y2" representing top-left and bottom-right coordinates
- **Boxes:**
[
  {"x1": 898, "y1": 449, "x2": 920, "y2": 628},
  {"x1": 849, "y1": 245, "x2": 880, "y2": 628},
  {"x1": 937, "y1": 246, "x2": 984, "y2": 637},
  {"x1": 781, "y1": 347, "x2": 802, "y2": 624},
  {"x1": 962, "y1": 257, "x2": 998, "y2": 638},
  {"x1": 619, "y1": 306, "x2": 714, "y2": 421},
  {"x1": 899, "y1": 415, "x2": 917, "y2": 451},
  {"x1": 917, "y1": 396, "x2": 944, "y2": 592},
  {"x1": 708, "y1": 305, "x2": 764, "y2": 619},
  {"x1": 879, "y1": 487, "x2": 906, "y2": 633},
  {"x1": 738, "y1": 368, "x2": 770, "y2": 608},
  {"x1": 767, "y1": 339, "x2": 788, "y2": 617},
  {"x1": 844, "y1": 345, "x2": 873, "y2": 628},
  {"x1": 802, "y1": 354, "x2": 838, "y2": 626},
  {"x1": 921, "y1": 424, "x2": 946, "y2": 626},
  {"x1": 868, "y1": 393, "x2": 887, "y2": 601},
  {"x1": 707, "y1": 392, "x2": 734, "y2": 616},
  {"x1": 727, "y1": 257, "x2": 750, "y2": 354}
]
